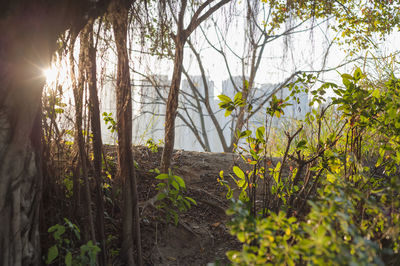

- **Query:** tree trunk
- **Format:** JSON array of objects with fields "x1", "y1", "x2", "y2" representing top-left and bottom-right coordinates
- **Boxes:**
[
  {"x1": 160, "y1": 39, "x2": 185, "y2": 173},
  {"x1": 0, "y1": 76, "x2": 44, "y2": 266},
  {"x1": 72, "y1": 25, "x2": 97, "y2": 244},
  {"x1": 160, "y1": 0, "x2": 230, "y2": 170},
  {"x1": 68, "y1": 31, "x2": 83, "y2": 221},
  {"x1": 110, "y1": 1, "x2": 143, "y2": 264},
  {"x1": 0, "y1": 1, "x2": 112, "y2": 265},
  {"x1": 0, "y1": 10, "x2": 57, "y2": 266},
  {"x1": 86, "y1": 19, "x2": 107, "y2": 265}
]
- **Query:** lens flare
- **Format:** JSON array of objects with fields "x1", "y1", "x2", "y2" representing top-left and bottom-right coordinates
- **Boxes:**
[{"x1": 43, "y1": 68, "x2": 58, "y2": 83}]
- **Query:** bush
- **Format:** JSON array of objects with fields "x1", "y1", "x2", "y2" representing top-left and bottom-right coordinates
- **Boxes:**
[{"x1": 219, "y1": 69, "x2": 400, "y2": 265}]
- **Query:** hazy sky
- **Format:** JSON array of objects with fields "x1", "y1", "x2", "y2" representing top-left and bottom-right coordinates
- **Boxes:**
[
  {"x1": 45, "y1": 2, "x2": 400, "y2": 100},
  {"x1": 131, "y1": 3, "x2": 399, "y2": 98}
]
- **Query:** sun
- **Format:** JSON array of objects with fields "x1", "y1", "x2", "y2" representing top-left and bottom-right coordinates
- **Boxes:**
[{"x1": 43, "y1": 67, "x2": 58, "y2": 84}]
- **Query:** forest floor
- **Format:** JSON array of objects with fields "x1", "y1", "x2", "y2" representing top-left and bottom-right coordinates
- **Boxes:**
[
  {"x1": 41, "y1": 144, "x2": 284, "y2": 265},
  {"x1": 107, "y1": 145, "x2": 268, "y2": 265}
]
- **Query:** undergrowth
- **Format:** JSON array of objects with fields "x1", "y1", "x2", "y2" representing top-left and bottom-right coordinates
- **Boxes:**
[{"x1": 219, "y1": 68, "x2": 400, "y2": 265}]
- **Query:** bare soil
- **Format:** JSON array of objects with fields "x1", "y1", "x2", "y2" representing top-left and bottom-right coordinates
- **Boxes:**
[
  {"x1": 41, "y1": 144, "x2": 281, "y2": 265},
  {"x1": 129, "y1": 146, "x2": 247, "y2": 266}
]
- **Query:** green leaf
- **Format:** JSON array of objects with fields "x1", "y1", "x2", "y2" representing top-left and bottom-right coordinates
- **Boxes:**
[
  {"x1": 172, "y1": 211, "x2": 179, "y2": 226},
  {"x1": 174, "y1": 175, "x2": 185, "y2": 188},
  {"x1": 371, "y1": 89, "x2": 380, "y2": 98},
  {"x1": 342, "y1": 77, "x2": 351, "y2": 87},
  {"x1": 237, "y1": 179, "x2": 246, "y2": 188},
  {"x1": 157, "y1": 192, "x2": 167, "y2": 201},
  {"x1": 341, "y1": 73, "x2": 354, "y2": 80},
  {"x1": 296, "y1": 139, "x2": 307, "y2": 149},
  {"x1": 227, "y1": 251, "x2": 241, "y2": 263},
  {"x1": 155, "y1": 173, "x2": 169, "y2": 180},
  {"x1": 237, "y1": 232, "x2": 246, "y2": 242},
  {"x1": 239, "y1": 130, "x2": 252, "y2": 138},
  {"x1": 46, "y1": 245, "x2": 58, "y2": 265},
  {"x1": 218, "y1": 94, "x2": 231, "y2": 103},
  {"x1": 48, "y1": 224, "x2": 65, "y2": 241},
  {"x1": 226, "y1": 189, "x2": 233, "y2": 199},
  {"x1": 65, "y1": 251, "x2": 72, "y2": 266},
  {"x1": 233, "y1": 166, "x2": 245, "y2": 179},
  {"x1": 256, "y1": 126, "x2": 265, "y2": 141},
  {"x1": 171, "y1": 180, "x2": 179, "y2": 190},
  {"x1": 239, "y1": 190, "x2": 248, "y2": 202},
  {"x1": 156, "y1": 182, "x2": 166, "y2": 189},
  {"x1": 185, "y1": 196, "x2": 197, "y2": 206},
  {"x1": 353, "y1": 67, "x2": 362, "y2": 80},
  {"x1": 234, "y1": 92, "x2": 243, "y2": 104}
]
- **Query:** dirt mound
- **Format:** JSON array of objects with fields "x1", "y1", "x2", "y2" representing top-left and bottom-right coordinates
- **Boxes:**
[{"x1": 128, "y1": 146, "x2": 248, "y2": 265}]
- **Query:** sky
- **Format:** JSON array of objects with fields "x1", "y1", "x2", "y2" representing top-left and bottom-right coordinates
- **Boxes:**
[
  {"x1": 127, "y1": 2, "x2": 399, "y2": 100},
  {"x1": 41, "y1": 2, "x2": 400, "y2": 149},
  {"x1": 44, "y1": 2, "x2": 400, "y2": 103}
]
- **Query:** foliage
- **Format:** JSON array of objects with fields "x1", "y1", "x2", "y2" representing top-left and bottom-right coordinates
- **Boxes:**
[
  {"x1": 262, "y1": 0, "x2": 400, "y2": 51},
  {"x1": 46, "y1": 218, "x2": 100, "y2": 266},
  {"x1": 146, "y1": 138, "x2": 163, "y2": 153},
  {"x1": 43, "y1": 90, "x2": 67, "y2": 118},
  {"x1": 226, "y1": 181, "x2": 387, "y2": 266},
  {"x1": 62, "y1": 172, "x2": 74, "y2": 198},
  {"x1": 218, "y1": 91, "x2": 246, "y2": 117},
  {"x1": 102, "y1": 112, "x2": 117, "y2": 133},
  {"x1": 152, "y1": 169, "x2": 197, "y2": 225},
  {"x1": 218, "y1": 67, "x2": 400, "y2": 264}
]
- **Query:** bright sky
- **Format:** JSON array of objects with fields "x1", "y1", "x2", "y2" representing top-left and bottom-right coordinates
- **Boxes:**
[
  {"x1": 129, "y1": 5, "x2": 399, "y2": 99},
  {"x1": 43, "y1": 3, "x2": 400, "y2": 101}
]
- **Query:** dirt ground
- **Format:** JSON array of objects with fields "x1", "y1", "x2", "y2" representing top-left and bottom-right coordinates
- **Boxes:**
[{"x1": 126, "y1": 146, "x2": 253, "y2": 266}]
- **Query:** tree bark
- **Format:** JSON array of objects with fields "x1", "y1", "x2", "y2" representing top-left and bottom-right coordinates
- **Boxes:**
[
  {"x1": 86, "y1": 19, "x2": 107, "y2": 265},
  {"x1": 72, "y1": 24, "x2": 97, "y2": 244},
  {"x1": 110, "y1": 1, "x2": 143, "y2": 264},
  {"x1": 161, "y1": 38, "x2": 185, "y2": 173},
  {"x1": 0, "y1": 1, "x2": 112, "y2": 265},
  {"x1": 0, "y1": 7, "x2": 57, "y2": 266},
  {"x1": 69, "y1": 31, "x2": 83, "y2": 221},
  {"x1": 160, "y1": 0, "x2": 230, "y2": 171}
]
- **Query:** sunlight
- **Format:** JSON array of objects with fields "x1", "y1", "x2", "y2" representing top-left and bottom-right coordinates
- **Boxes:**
[{"x1": 43, "y1": 67, "x2": 58, "y2": 84}]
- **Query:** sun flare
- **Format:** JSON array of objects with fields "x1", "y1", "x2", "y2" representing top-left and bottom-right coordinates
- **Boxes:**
[{"x1": 43, "y1": 68, "x2": 58, "y2": 84}]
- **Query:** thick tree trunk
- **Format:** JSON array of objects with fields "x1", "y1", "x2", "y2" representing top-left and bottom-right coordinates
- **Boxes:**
[
  {"x1": 110, "y1": 1, "x2": 143, "y2": 265},
  {"x1": 0, "y1": 67, "x2": 44, "y2": 266},
  {"x1": 0, "y1": 1, "x2": 112, "y2": 265},
  {"x1": 0, "y1": 8, "x2": 57, "y2": 266}
]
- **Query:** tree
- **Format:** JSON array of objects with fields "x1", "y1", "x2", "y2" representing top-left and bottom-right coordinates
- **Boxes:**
[
  {"x1": 109, "y1": 1, "x2": 143, "y2": 264},
  {"x1": 71, "y1": 23, "x2": 97, "y2": 244},
  {"x1": 136, "y1": 0, "x2": 334, "y2": 153},
  {"x1": 86, "y1": 18, "x2": 107, "y2": 265},
  {"x1": 139, "y1": 0, "x2": 399, "y2": 154},
  {"x1": 0, "y1": 1, "x2": 111, "y2": 264},
  {"x1": 160, "y1": 0, "x2": 231, "y2": 172}
]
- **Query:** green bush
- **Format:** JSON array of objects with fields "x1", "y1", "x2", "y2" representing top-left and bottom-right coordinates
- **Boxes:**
[
  {"x1": 153, "y1": 169, "x2": 197, "y2": 225},
  {"x1": 219, "y1": 68, "x2": 400, "y2": 265},
  {"x1": 46, "y1": 218, "x2": 100, "y2": 266}
]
